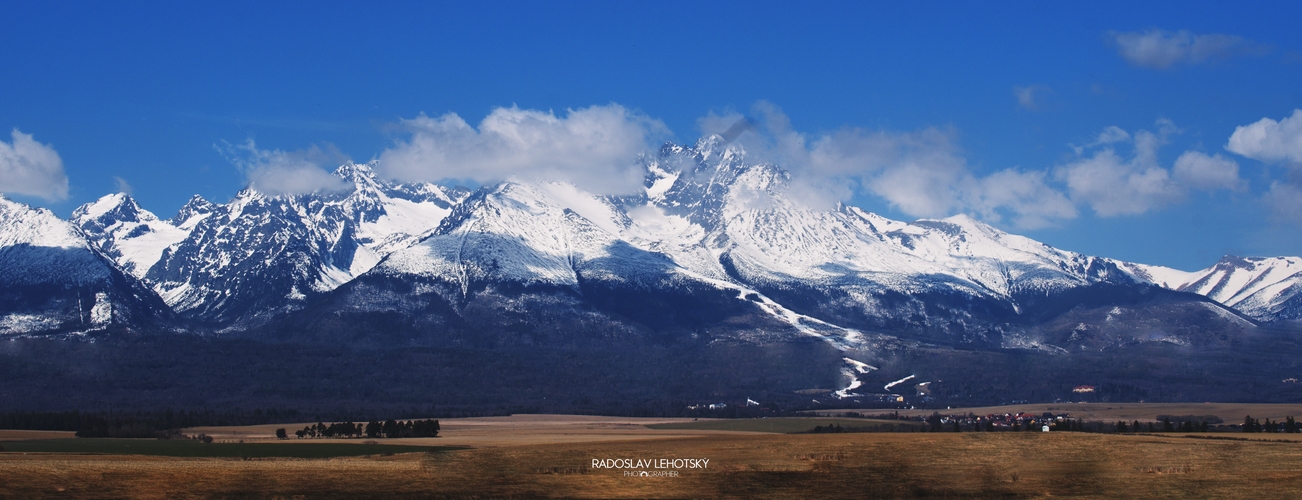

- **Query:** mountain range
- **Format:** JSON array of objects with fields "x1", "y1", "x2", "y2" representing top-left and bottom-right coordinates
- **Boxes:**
[{"x1": 3, "y1": 136, "x2": 1301, "y2": 411}]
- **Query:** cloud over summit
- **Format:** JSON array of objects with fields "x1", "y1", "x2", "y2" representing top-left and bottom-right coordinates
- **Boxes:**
[
  {"x1": 701, "y1": 103, "x2": 1077, "y2": 229},
  {"x1": 378, "y1": 104, "x2": 668, "y2": 195},
  {"x1": 219, "y1": 140, "x2": 351, "y2": 196}
]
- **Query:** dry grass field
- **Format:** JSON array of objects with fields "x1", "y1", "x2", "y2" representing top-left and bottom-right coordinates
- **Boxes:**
[{"x1": 5, "y1": 409, "x2": 1302, "y2": 498}]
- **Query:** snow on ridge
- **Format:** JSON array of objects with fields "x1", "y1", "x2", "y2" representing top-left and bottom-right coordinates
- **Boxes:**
[
  {"x1": 141, "y1": 163, "x2": 469, "y2": 321},
  {"x1": 1113, "y1": 255, "x2": 1301, "y2": 321},
  {"x1": 0, "y1": 195, "x2": 88, "y2": 250},
  {"x1": 73, "y1": 193, "x2": 191, "y2": 279}
]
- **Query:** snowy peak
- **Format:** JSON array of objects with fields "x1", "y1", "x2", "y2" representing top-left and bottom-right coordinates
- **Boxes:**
[
  {"x1": 1131, "y1": 255, "x2": 1302, "y2": 321},
  {"x1": 647, "y1": 138, "x2": 756, "y2": 230},
  {"x1": 144, "y1": 163, "x2": 468, "y2": 326},
  {"x1": 0, "y1": 195, "x2": 89, "y2": 250},
  {"x1": 72, "y1": 193, "x2": 146, "y2": 227},
  {"x1": 380, "y1": 180, "x2": 631, "y2": 293},
  {"x1": 170, "y1": 195, "x2": 216, "y2": 229},
  {"x1": 73, "y1": 193, "x2": 191, "y2": 280}
]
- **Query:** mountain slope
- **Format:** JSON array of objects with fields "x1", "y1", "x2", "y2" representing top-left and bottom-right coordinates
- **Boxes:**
[
  {"x1": 0, "y1": 195, "x2": 173, "y2": 336},
  {"x1": 1122, "y1": 256, "x2": 1302, "y2": 322},
  {"x1": 73, "y1": 193, "x2": 192, "y2": 279}
]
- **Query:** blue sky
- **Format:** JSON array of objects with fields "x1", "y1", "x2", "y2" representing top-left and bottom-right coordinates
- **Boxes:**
[{"x1": 1, "y1": 1, "x2": 1299, "y2": 270}]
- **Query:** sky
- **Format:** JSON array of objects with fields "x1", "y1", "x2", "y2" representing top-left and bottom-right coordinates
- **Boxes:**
[{"x1": 1, "y1": 1, "x2": 1300, "y2": 271}]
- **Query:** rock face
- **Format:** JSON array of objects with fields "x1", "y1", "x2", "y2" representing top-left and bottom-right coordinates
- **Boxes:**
[{"x1": 69, "y1": 163, "x2": 468, "y2": 328}]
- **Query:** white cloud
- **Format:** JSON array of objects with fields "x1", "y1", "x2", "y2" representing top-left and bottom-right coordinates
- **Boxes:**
[
  {"x1": 219, "y1": 139, "x2": 350, "y2": 196},
  {"x1": 1058, "y1": 120, "x2": 1242, "y2": 216},
  {"x1": 711, "y1": 102, "x2": 1077, "y2": 228},
  {"x1": 0, "y1": 129, "x2": 69, "y2": 201},
  {"x1": 1172, "y1": 151, "x2": 1244, "y2": 191},
  {"x1": 1226, "y1": 109, "x2": 1302, "y2": 164},
  {"x1": 377, "y1": 104, "x2": 668, "y2": 195},
  {"x1": 1057, "y1": 148, "x2": 1184, "y2": 216},
  {"x1": 1014, "y1": 85, "x2": 1052, "y2": 111},
  {"x1": 1225, "y1": 110, "x2": 1302, "y2": 224},
  {"x1": 971, "y1": 169, "x2": 1078, "y2": 229},
  {"x1": 1071, "y1": 126, "x2": 1132, "y2": 155},
  {"x1": 1109, "y1": 29, "x2": 1266, "y2": 69}
]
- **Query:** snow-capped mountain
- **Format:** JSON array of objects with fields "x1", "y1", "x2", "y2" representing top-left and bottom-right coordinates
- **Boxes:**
[
  {"x1": 271, "y1": 137, "x2": 1255, "y2": 357},
  {"x1": 7, "y1": 135, "x2": 1301, "y2": 411},
  {"x1": 8, "y1": 135, "x2": 1297, "y2": 341},
  {"x1": 0, "y1": 195, "x2": 172, "y2": 335},
  {"x1": 632, "y1": 138, "x2": 1149, "y2": 342},
  {"x1": 137, "y1": 162, "x2": 468, "y2": 327},
  {"x1": 1122, "y1": 256, "x2": 1302, "y2": 322},
  {"x1": 73, "y1": 193, "x2": 192, "y2": 279}
]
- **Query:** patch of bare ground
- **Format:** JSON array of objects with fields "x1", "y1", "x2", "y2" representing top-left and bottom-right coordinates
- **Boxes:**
[{"x1": 5, "y1": 431, "x2": 1302, "y2": 498}]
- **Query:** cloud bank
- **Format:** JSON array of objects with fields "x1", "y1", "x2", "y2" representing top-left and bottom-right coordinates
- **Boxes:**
[
  {"x1": 699, "y1": 102, "x2": 1077, "y2": 228},
  {"x1": 377, "y1": 104, "x2": 668, "y2": 195},
  {"x1": 219, "y1": 140, "x2": 351, "y2": 196},
  {"x1": 1058, "y1": 119, "x2": 1243, "y2": 216},
  {"x1": 0, "y1": 129, "x2": 69, "y2": 201},
  {"x1": 1109, "y1": 29, "x2": 1266, "y2": 69},
  {"x1": 703, "y1": 103, "x2": 1247, "y2": 228}
]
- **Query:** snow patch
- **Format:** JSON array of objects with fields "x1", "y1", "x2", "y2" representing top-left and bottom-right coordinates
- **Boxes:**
[{"x1": 883, "y1": 375, "x2": 916, "y2": 391}]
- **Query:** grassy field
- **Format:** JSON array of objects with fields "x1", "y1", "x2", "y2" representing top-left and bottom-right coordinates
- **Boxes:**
[
  {"x1": 0, "y1": 439, "x2": 463, "y2": 458},
  {"x1": 5, "y1": 431, "x2": 1302, "y2": 498},
  {"x1": 646, "y1": 417, "x2": 920, "y2": 433}
]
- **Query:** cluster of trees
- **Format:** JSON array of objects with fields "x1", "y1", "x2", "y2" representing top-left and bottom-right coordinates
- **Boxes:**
[
  {"x1": 293, "y1": 419, "x2": 440, "y2": 439},
  {"x1": 1116, "y1": 417, "x2": 1210, "y2": 433},
  {"x1": 1241, "y1": 415, "x2": 1301, "y2": 433}
]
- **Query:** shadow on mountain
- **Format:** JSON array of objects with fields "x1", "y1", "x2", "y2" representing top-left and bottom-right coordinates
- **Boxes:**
[{"x1": 0, "y1": 244, "x2": 175, "y2": 336}]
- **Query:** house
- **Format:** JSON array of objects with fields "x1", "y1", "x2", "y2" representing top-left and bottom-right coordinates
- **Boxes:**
[{"x1": 1072, "y1": 385, "x2": 1096, "y2": 393}]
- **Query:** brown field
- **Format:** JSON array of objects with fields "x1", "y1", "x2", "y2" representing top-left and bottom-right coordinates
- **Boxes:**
[
  {"x1": 5, "y1": 408, "x2": 1302, "y2": 498},
  {"x1": 0, "y1": 430, "x2": 74, "y2": 441}
]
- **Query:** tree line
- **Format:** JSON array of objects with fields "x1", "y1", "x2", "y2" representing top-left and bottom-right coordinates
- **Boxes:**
[
  {"x1": 1240, "y1": 415, "x2": 1301, "y2": 433},
  {"x1": 0, "y1": 409, "x2": 303, "y2": 438},
  {"x1": 290, "y1": 419, "x2": 440, "y2": 439}
]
